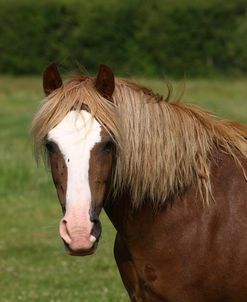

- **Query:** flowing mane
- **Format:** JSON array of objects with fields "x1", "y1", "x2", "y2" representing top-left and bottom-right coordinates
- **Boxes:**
[{"x1": 32, "y1": 75, "x2": 247, "y2": 207}]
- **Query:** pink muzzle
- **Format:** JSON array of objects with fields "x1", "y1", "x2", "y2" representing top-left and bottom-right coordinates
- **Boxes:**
[{"x1": 59, "y1": 208, "x2": 97, "y2": 253}]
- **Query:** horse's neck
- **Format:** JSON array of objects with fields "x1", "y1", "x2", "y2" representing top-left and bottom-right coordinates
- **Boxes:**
[
  {"x1": 105, "y1": 150, "x2": 247, "y2": 238},
  {"x1": 104, "y1": 192, "x2": 131, "y2": 233}
]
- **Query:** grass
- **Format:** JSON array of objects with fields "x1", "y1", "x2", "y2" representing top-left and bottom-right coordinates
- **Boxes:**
[{"x1": 0, "y1": 75, "x2": 246, "y2": 302}]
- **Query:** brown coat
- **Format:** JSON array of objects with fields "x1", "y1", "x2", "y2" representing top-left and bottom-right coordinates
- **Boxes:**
[{"x1": 106, "y1": 152, "x2": 247, "y2": 301}]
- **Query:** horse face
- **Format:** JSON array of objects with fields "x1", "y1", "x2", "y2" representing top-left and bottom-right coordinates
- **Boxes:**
[{"x1": 46, "y1": 110, "x2": 114, "y2": 256}]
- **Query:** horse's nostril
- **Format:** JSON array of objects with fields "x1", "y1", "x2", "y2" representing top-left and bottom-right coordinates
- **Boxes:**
[
  {"x1": 91, "y1": 220, "x2": 102, "y2": 241},
  {"x1": 59, "y1": 219, "x2": 72, "y2": 245}
]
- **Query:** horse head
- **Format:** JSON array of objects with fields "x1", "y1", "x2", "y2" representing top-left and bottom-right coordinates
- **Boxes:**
[{"x1": 43, "y1": 64, "x2": 115, "y2": 256}]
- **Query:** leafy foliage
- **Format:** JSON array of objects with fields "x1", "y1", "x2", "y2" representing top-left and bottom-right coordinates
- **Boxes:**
[{"x1": 0, "y1": 0, "x2": 247, "y2": 76}]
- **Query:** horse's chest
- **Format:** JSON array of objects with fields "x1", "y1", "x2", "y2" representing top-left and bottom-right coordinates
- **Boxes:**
[{"x1": 112, "y1": 185, "x2": 247, "y2": 301}]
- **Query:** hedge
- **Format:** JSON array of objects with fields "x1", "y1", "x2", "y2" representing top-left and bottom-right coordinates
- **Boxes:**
[{"x1": 0, "y1": 0, "x2": 247, "y2": 77}]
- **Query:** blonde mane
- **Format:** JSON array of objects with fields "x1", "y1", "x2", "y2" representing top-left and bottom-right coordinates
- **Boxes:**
[{"x1": 32, "y1": 76, "x2": 247, "y2": 207}]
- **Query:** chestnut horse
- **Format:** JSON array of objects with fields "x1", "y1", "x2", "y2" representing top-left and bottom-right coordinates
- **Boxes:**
[{"x1": 32, "y1": 64, "x2": 247, "y2": 302}]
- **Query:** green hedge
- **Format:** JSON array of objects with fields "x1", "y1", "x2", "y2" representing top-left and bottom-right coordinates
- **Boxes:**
[{"x1": 0, "y1": 0, "x2": 247, "y2": 77}]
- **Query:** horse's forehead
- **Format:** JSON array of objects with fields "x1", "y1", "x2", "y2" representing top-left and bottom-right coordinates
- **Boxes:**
[{"x1": 47, "y1": 110, "x2": 102, "y2": 149}]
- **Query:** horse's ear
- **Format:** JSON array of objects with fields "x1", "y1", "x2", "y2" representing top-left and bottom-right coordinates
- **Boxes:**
[
  {"x1": 43, "y1": 63, "x2": 63, "y2": 96},
  {"x1": 95, "y1": 64, "x2": 115, "y2": 100}
]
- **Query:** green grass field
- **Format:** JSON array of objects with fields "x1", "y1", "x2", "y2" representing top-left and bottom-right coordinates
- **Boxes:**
[{"x1": 0, "y1": 76, "x2": 246, "y2": 302}]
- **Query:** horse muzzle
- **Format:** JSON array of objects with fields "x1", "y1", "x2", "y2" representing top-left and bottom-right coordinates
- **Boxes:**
[{"x1": 59, "y1": 211, "x2": 102, "y2": 256}]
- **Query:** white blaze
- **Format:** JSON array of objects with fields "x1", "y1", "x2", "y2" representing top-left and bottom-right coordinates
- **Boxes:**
[{"x1": 48, "y1": 110, "x2": 101, "y2": 218}]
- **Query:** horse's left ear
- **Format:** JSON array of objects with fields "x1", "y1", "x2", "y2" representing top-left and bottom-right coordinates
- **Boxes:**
[
  {"x1": 43, "y1": 63, "x2": 63, "y2": 96},
  {"x1": 95, "y1": 64, "x2": 115, "y2": 100}
]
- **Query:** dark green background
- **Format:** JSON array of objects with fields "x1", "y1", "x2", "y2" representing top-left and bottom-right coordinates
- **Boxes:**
[{"x1": 1, "y1": 0, "x2": 247, "y2": 77}]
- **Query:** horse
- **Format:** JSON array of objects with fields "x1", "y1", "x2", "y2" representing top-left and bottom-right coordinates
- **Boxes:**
[{"x1": 32, "y1": 63, "x2": 247, "y2": 302}]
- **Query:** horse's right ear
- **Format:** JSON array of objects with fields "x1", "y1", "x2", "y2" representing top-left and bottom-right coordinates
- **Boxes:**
[{"x1": 43, "y1": 63, "x2": 63, "y2": 96}]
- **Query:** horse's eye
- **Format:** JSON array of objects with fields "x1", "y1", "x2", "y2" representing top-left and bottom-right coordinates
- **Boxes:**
[
  {"x1": 102, "y1": 141, "x2": 114, "y2": 154},
  {"x1": 45, "y1": 142, "x2": 55, "y2": 154}
]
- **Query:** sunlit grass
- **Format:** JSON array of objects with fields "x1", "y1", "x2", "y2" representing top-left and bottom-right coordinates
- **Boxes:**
[{"x1": 0, "y1": 75, "x2": 246, "y2": 301}]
